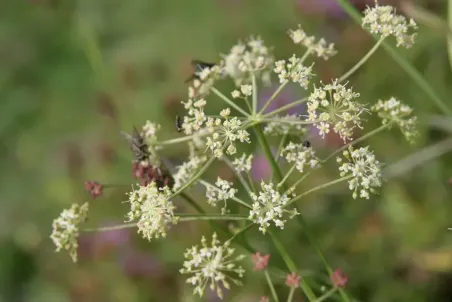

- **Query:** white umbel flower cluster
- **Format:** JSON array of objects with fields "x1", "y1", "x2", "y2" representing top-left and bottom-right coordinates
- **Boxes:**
[
  {"x1": 249, "y1": 181, "x2": 299, "y2": 234},
  {"x1": 126, "y1": 182, "x2": 178, "y2": 241},
  {"x1": 232, "y1": 153, "x2": 253, "y2": 173},
  {"x1": 371, "y1": 97, "x2": 418, "y2": 144},
  {"x1": 205, "y1": 111, "x2": 251, "y2": 158},
  {"x1": 51, "y1": 202, "x2": 89, "y2": 262},
  {"x1": 274, "y1": 55, "x2": 314, "y2": 88},
  {"x1": 282, "y1": 142, "x2": 320, "y2": 173},
  {"x1": 205, "y1": 178, "x2": 238, "y2": 214},
  {"x1": 180, "y1": 233, "x2": 246, "y2": 299},
  {"x1": 362, "y1": 1, "x2": 417, "y2": 48},
  {"x1": 181, "y1": 99, "x2": 208, "y2": 135},
  {"x1": 337, "y1": 147, "x2": 382, "y2": 199},
  {"x1": 288, "y1": 25, "x2": 337, "y2": 60},
  {"x1": 189, "y1": 64, "x2": 223, "y2": 98},
  {"x1": 222, "y1": 36, "x2": 274, "y2": 86},
  {"x1": 307, "y1": 80, "x2": 368, "y2": 142}
]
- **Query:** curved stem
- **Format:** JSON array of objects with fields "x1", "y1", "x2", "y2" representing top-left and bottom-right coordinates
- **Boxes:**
[
  {"x1": 296, "y1": 215, "x2": 352, "y2": 302},
  {"x1": 170, "y1": 157, "x2": 215, "y2": 198},
  {"x1": 227, "y1": 223, "x2": 254, "y2": 243},
  {"x1": 199, "y1": 179, "x2": 252, "y2": 209},
  {"x1": 259, "y1": 81, "x2": 289, "y2": 115},
  {"x1": 211, "y1": 87, "x2": 250, "y2": 117},
  {"x1": 268, "y1": 230, "x2": 317, "y2": 301},
  {"x1": 264, "y1": 97, "x2": 308, "y2": 118},
  {"x1": 287, "y1": 287, "x2": 296, "y2": 302},
  {"x1": 322, "y1": 122, "x2": 391, "y2": 163},
  {"x1": 288, "y1": 176, "x2": 352, "y2": 206},
  {"x1": 338, "y1": 37, "x2": 385, "y2": 83},
  {"x1": 265, "y1": 270, "x2": 280, "y2": 302},
  {"x1": 277, "y1": 164, "x2": 296, "y2": 188},
  {"x1": 313, "y1": 288, "x2": 338, "y2": 302},
  {"x1": 252, "y1": 72, "x2": 258, "y2": 115}
]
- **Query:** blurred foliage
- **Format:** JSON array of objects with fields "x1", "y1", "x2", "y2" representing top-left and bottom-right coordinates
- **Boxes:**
[{"x1": 2, "y1": 0, "x2": 452, "y2": 301}]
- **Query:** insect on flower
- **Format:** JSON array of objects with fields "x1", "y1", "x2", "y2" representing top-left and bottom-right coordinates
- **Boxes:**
[
  {"x1": 120, "y1": 126, "x2": 151, "y2": 163},
  {"x1": 185, "y1": 60, "x2": 217, "y2": 83},
  {"x1": 175, "y1": 115, "x2": 183, "y2": 132},
  {"x1": 302, "y1": 140, "x2": 311, "y2": 148}
]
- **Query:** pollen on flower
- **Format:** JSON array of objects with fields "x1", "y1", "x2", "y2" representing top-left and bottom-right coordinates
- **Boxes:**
[
  {"x1": 274, "y1": 55, "x2": 314, "y2": 88},
  {"x1": 282, "y1": 141, "x2": 320, "y2": 173},
  {"x1": 50, "y1": 202, "x2": 89, "y2": 262},
  {"x1": 205, "y1": 177, "x2": 238, "y2": 214},
  {"x1": 337, "y1": 146, "x2": 382, "y2": 199},
  {"x1": 288, "y1": 25, "x2": 337, "y2": 60},
  {"x1": 371, "y1": 97, "x2": 418, "y2": 144},
  {"x1": 248, "y1": 181, "x2": 299, "y2": 234},
  {"x1": 362, "y1": 1, "x2": 418, "y2": 48},
  {"x1": 180, "y1": 233, "x2": 246, "y2": 299},
  {"x1": 307, "y1": 80, "x2": 368, "y2": 142},
  {"x1": 125, "y1": 182, "x2": 178, "y2": 241},
  {"x1": 222, "y1": 36, "x2": 274, "y2": 86},
  {"x1": 232, "y1": 153, "x2": 253, "y2": 173}
]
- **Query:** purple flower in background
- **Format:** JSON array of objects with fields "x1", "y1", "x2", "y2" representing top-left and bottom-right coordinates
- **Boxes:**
[
  {"x1": 119, "y1": 249, "x2": 164, "y2": 278},
  {"x1": 251, "y1": 153, "x2": 271, "y2": 181},
  {"x1": 78, "y1": 221, "x2": 130, "y2": 260}
]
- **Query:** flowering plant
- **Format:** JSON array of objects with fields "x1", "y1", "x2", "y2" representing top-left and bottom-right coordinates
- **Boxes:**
[{"x1": 51, "y1": 2, "x2": 420, "y2": 300}]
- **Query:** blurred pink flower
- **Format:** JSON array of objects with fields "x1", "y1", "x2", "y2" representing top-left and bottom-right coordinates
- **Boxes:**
[
  {"x1": 251, "y1": 153, "x2": 271, "y2": 181},
  {"x1": 78, "y1": 221, "x2": 130, "y2": 260}
]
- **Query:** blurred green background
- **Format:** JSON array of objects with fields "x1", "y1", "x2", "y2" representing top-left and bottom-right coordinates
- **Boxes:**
[{"x1": 2, "y1": 0, "x2": 452, "y2": 301}]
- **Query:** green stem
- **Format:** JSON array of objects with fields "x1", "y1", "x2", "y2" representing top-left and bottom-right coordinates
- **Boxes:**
[
  {"x1": 211, "y1": 87, "x2": 250, "y2": 117},
  {"x1": 246, "y1": 172, "x2": 257, "y2": 193},
  {"x1": 170, "y1": 157, "x2": 215, "y2": 198},
  {"x1": 180, "y1": 192, "x2": 205, "y2": 213},
  {"x1": 252, "y1": 72, "x2": 258, "y2": 115},
  {"x1": 276, "y1": 134, "x2": 288, "y2": 162},
  {"x1": 296, "y1": 215, "x2": 352, "y2": 302},
  {"x1": 322, "y1": 122, "x2": 391, "y2": 163},
  {"x1": 338, "y1": 37, "x2": 385, "y2": 83},
  {"x1": 264, "y1": 97, "x2": 308, "y2": 118},
  {"x1": 287, "y1": 176, "x2": 351, "y2": 206},
  {"x1": 221, "y1": 157, "x2": 252, "y2": 194},
  {"x1": 265, "y1": 270, "x2": 280, "y2": 302},
  {"x1": 336, "y1": 0, "x2": 452, "y2": 116},
  {"x1": 199, "y1": 179, "x2": 252, "y2": 209},
  {"x1": 286, "y1": 171, "x2": 311, "y2": 194},
  {"x1": 227, "y1": 223, "x2": 254, "y2": 243},
  {"x1": 277, "y1": 164, "x2": 296, "y2": 188},
  {"x1": 157, "y1": 132, "x2": 210, "y2": 145},
  {"x1": 262, "y1": 118, "x2": 315, "y2": 125},
  {"x1": 253, "y1": 125, "x2": 284, "y2": 185},
  {"x1": 287, "y1": 287, "x2": 296, "y2": 302},
  {"x1": 313, "y1": 288, "x2": 338, "y2": 302},
  {"x1": 259, "y1": 81, "x2": 289, "y2": 115},
  {"x1": 268, "y1": 230, "x2": 317, "y2": 301},
  {"x1": 83, "y1": 214, "x2": 248, "y2": 232}
]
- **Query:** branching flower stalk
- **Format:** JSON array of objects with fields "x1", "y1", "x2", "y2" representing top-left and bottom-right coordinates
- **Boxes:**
[{"x1": 51, "y1": 3, "x2": 421, "y2": 300}]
